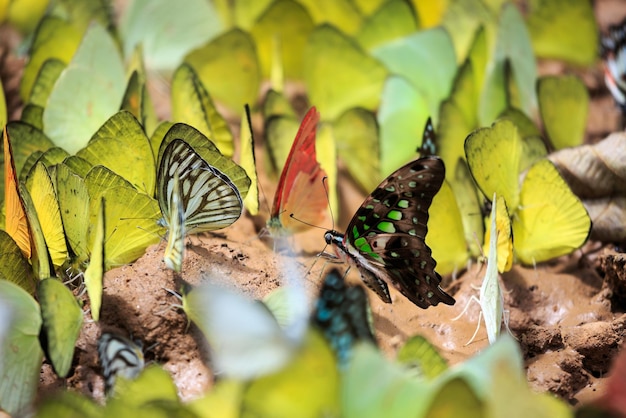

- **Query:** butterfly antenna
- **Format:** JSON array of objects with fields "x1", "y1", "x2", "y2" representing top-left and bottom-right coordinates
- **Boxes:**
[
  {"x1": 288, "y1": 213, "x2": 328, "y2": 231},
  {"x1": 322, "y1": 176, "x2": 335, "y2": 230}
]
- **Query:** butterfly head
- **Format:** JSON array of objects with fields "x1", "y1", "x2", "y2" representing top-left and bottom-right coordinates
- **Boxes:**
[{"x1": 324, "y1": 230, "x2": 344, "y2": 247}]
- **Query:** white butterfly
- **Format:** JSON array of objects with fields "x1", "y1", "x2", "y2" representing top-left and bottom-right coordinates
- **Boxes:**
[
  {"x1": 453, "y1": 193, "x2": 512, "y2": 345},
  {"x1": 98, "y1": 332, "x2": 145, "y2": 394},
  {"x1": 157, "y1": 137, "x2": 244, "y2": 272}
]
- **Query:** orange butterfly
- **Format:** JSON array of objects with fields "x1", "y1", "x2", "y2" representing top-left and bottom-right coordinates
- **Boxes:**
[
  {"x1": 266, "y1": 107, "x2": 328, "y2": 236},
  {"x1": 3, "y1": 126, "x2": 31, "y2": 258}
]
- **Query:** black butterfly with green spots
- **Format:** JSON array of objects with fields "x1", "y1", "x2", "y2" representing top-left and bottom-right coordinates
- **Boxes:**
[{"x1": 324, "y1": 156, "x2": 455, "y2": 309}]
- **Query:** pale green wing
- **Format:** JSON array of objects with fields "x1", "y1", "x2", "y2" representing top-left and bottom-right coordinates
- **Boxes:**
[
  {"x1": 0, "y1": 230, "x2": 36, "y2": 294},
  {"x1": 0, "y1": 279, "x2": 44, "y2": 416},
  {"x1": 43, "y1": 24, "x2": 126, "y2": 154},
  {"x1": 304, "y1": 24, "x2": 387, "y2": 120},
  {"x1": 76, "y1": 110, "x2": 156, "y2": 196},
  {"x1": 37, "y1": 278, "x2": 83, "y2": 377},
  {"x1": 20, "y1": 16, "x2": 83, "y2": 101},
  {"x1": 119, "y1": 0, "x2": 222, "y2": 72}
]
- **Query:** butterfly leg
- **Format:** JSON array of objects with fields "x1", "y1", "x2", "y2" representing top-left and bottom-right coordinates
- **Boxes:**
[
  {"x1": 503, "y1": 309, "x2": 517, "y2": 340},
  {"x1": 465, "y1": 310, "x2": 483, "y2": 346},
  {"x1": 451, "y1": 294, "x2": 480, "y2": 321}
]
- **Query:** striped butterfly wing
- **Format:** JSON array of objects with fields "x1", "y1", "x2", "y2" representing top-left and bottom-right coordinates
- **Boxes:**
[
  {"x1": 325, "y1": 156, "x2": 455, "y2": 309},
  {"x1": 312, "y1": 268, "x2": 376, "y2": 368},
  {"x1": 157, "y1": 139, "x2": 243, "y2": 233},
  {"x1": 97, "y1": 332, "x2": 145, "y2": 394}
]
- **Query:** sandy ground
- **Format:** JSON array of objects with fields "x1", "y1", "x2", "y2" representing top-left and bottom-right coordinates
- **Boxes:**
[{"x1": 28, "y1": 0, "x2": 626, "y2": 411}]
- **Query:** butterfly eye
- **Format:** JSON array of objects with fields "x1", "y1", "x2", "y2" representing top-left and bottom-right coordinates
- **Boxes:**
[{"x1": 324, "y1": 232, "x2": 333, "y2": 244}]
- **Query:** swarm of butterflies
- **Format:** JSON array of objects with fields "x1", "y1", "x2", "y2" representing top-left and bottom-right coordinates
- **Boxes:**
[{"x1": 0, "y1": 0, "x2": 613, "y2": 416}]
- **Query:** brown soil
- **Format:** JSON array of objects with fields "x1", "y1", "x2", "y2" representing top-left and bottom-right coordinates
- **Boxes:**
[{"x1": 32, "y1": 0, "x2": 626, "y2": 411}]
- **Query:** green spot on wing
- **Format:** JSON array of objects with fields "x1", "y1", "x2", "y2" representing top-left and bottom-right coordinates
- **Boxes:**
[
  {"x1": 377, "y1": 221, "x2": 396, "y2": 233},
  {"x1": 387, "y1": 210, "x2": 402, "y2": 221},
  {"x1": 354, "y1": 237, "x2": 373, "y2": 254},
  {"x1": 398, "y1": 199, "x2": 409, "y2": 208}
]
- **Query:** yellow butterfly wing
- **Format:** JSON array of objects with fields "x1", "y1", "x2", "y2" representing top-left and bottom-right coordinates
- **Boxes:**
[
  {"x1": 84, "y1": 197, "x2": 104, "y2": 321},
  {"x1": 17, "y1": 182, "x2": 50, "y2": 279},
  {"x1": 85, "y1": 166, "x2": 163, "y2": 269},
  {"x1": 25, "y1": 162, "x2": 68, "y2": 268},
  {"x1": 76, "y1": 110, "x2": 156, "y2": 196},
  {"x1": 171, "y1": 63, "x2": 234, "y2": 157},
  {"x1": 56, "y1": 163, "x2": 90, "y2": 266},
  {"x1": 239, "y1": 105, "x2": 259, "y2": 216},
  {"x1": 483, "y1": 194, "x2": 513, "y2": 273},
  {"x1": 427, "y1": 180, "x2": 469, "y2": 276},
  {"x1": 465, "y1": 119, "x2": 523, "y2": 211},
  {"x1": 512, "y1": 159, "x2": 591, "y2": 265}
]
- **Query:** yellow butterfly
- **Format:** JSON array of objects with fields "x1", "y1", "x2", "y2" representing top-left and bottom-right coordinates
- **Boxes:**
[{"x1": 465, "y1": 119, "x2": 591, "y2": 266}]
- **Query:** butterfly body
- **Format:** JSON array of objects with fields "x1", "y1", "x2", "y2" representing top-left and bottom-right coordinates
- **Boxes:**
[
  {"x1": 325, "y1": 156, "x2": 455, "y2": 309},
  {"x1": 267, "y1": 107, "x2": 327, "y2": 236}
]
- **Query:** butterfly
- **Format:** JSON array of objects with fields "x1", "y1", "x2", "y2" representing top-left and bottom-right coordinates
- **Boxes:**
[
  {"x1": 98, "y1": 332, "x2": 145, "y2": 395},
  {"x1": 312, "y1": 268, "x2": 376, "y2": 368},
  {"x1": 267, "y1": 106, "x2": 328, "y2": 236},
  {"x1": 157, "y1": 137, "x2": 243, "y2": 272},
  {"x1": 465, "y1": 119, "x2": 591, "y2": 266},
  {"x1": 3, "y1": 126, "x2": 31, "y2": 259},
  {"x1": 453, "y1": 193, "x2": 510, "y2": 346},
  {"x1": 324, "y1": 156, "x2": 456, "y2": 309},
  {"x1": 601, "y1": 17, "x2": 626, "y2": 110}
]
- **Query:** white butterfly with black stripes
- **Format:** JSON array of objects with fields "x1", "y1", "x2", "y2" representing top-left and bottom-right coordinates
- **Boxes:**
[
  {"x1": 157, "y1": 137, "x2": 244, "y2": 272},
  {"x1": 98, "y1": 332, "x2": 145, "y2": 394}
]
